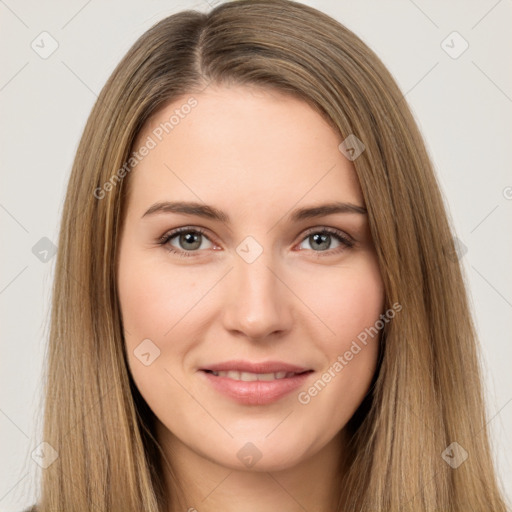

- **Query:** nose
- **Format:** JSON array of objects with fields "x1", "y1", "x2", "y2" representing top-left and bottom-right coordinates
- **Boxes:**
[{"x1": 221, "y1": 251, "x2": 294, "y2": 341}]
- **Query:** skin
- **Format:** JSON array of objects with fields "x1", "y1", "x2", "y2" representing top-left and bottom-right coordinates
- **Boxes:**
[{"x1": 116, "y1": 85, "x2": 385, "y2": 512}]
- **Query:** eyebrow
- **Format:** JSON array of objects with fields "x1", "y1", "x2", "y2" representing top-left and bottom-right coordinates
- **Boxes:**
[{"x1": 142, "y1": 200, "x2": 367, "y2": 223}]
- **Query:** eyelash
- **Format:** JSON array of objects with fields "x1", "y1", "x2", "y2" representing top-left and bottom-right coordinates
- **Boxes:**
[{"x1": 157, "y1": 226, "x2": 355, "y2": 259}]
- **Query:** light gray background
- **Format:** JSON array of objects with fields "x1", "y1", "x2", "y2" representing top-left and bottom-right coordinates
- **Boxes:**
[{"x1": 1, "y1": 0, "x2": 511, "y2": 510}]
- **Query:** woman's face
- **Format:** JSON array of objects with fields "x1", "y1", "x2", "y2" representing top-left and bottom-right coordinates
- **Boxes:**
[{"x1": 117, "y1": 85, "x2": 385, "y2": 472}]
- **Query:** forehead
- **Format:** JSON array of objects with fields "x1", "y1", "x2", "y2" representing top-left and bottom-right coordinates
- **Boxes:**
[{"x1": 127, "y1": 85, "x2": 363, "y2": 214}]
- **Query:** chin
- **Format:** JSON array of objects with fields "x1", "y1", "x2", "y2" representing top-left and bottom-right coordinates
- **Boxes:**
[{"x1": 197, "y1": 434, "x2": 315, "y2": 473}]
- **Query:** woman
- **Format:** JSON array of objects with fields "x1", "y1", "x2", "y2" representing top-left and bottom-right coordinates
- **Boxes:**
[{"x1": 26, "y1": 0, "x2": 509, "y2": 510}]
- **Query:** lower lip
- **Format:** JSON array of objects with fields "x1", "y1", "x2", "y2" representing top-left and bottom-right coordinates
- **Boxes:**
[{"x1": 200, "y1": 370, "x2": 313, "y2": 405}]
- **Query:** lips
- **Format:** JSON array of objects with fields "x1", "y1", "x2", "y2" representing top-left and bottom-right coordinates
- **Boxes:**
[
  {"x1": 198, "y1": 360, "x2": 314, "y2": 405},
  {"x1": 204, "y1": 370, "x2": 302, "y2": 380}
]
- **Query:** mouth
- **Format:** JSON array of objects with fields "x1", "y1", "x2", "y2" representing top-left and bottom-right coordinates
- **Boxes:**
[
  {"x1": 199, "y1": 365, "x2": 315, "y2": 405},
  {"x1": 202, "y1": 369, "x2": 313, "y2": 381}
]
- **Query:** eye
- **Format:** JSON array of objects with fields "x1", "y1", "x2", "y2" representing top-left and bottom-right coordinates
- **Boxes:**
[
  {"x1": 158, "y1": 227, "x2": 215, "y2": 257},
  {"x1": 297, "y1": 228, "x2": 354, "y2": 256},
  {"x1": 158, "y1": 226, "x2": 355, "y2": 258}
]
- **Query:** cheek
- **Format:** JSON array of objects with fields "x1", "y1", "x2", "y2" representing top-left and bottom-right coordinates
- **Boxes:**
[
  {"x1": 293, "y1": 255, "x2": 384, "y2": 408},
  {"x1": 117, "y1": 249, "x2": 180, "y2": 385},
  {"x1": 298, "y1": 254, "x2": 385, "y2": 345},
  {"x1": 117, "y1": 247, "x2": 217, "y2": 397},
  {"x1": 117, "y1": 254, "x2": 191, "y2": 411},
  {"x1": 117, "y1": 252, "x2": 197, "y2": 339}
]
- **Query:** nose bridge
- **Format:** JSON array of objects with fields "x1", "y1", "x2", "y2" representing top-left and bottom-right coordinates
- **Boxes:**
[{"x1": 221, "y1": 243, "x2": 292, "y2": 339}]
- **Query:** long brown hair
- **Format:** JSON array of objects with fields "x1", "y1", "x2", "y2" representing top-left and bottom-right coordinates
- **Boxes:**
[{"x1": 36, "y1": 0, "x2": 509, "y2": 510}]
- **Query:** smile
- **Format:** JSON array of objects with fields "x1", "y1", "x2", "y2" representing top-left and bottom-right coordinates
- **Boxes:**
[
  {"x1": 200, "y1": 369, "x2": 314, "y2": 405},
  {"x1": 204, "y1": 370, "x2": 307, "y2": 380}
]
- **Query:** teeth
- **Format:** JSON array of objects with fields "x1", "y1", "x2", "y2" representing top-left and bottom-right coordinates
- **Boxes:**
[{"x1": 209, "y1": 370, "x2": 296, "y2": 380}]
